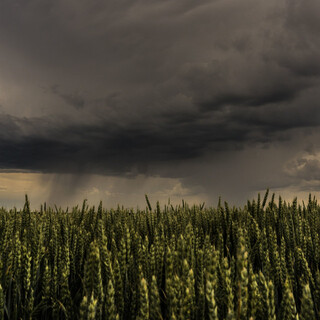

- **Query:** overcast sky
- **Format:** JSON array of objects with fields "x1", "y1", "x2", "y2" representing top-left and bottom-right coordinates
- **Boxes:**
[{"x1": 0, "y1": 0, "x2": 320, "y2": 208}]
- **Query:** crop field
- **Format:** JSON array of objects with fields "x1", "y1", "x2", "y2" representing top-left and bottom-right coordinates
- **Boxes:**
[{"x1": 0, "y1": 191, "x2": 319, "y2": 319}]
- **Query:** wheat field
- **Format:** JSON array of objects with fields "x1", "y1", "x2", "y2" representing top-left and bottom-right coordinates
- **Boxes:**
[{"x1": 0, "y1": 191, "x2": 319, "y2": 319}]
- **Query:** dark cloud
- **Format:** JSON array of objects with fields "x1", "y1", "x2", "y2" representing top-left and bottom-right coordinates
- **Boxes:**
[
  {"x1": 0, "y1": 99, "x2": 319, "y2": 177},
  {"x1": 0, "y1": 0, "x2": 320, "y2": 203},
  {"x1": 0, "y1": 113, "x2": 234, "y2": 174}
]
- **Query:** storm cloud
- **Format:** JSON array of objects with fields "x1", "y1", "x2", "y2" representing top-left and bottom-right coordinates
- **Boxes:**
[{"x1": 0, "y1": 0, "x2": 320, "y2": 206}]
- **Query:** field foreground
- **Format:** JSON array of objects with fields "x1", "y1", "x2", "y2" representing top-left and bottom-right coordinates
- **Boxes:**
[{"x1": 0, "y1": 192, "x2": 319, "y2": 319}]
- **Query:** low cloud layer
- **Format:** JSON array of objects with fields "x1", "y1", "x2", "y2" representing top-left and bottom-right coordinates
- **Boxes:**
[{"x1": 0, "y1": 102, "x2": 318, "y2": 177}]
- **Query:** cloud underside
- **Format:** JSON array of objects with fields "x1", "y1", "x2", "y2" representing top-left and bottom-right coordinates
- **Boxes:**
[{"x1": 0, "y1": 95, "x2": 319, "y2": 177}]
